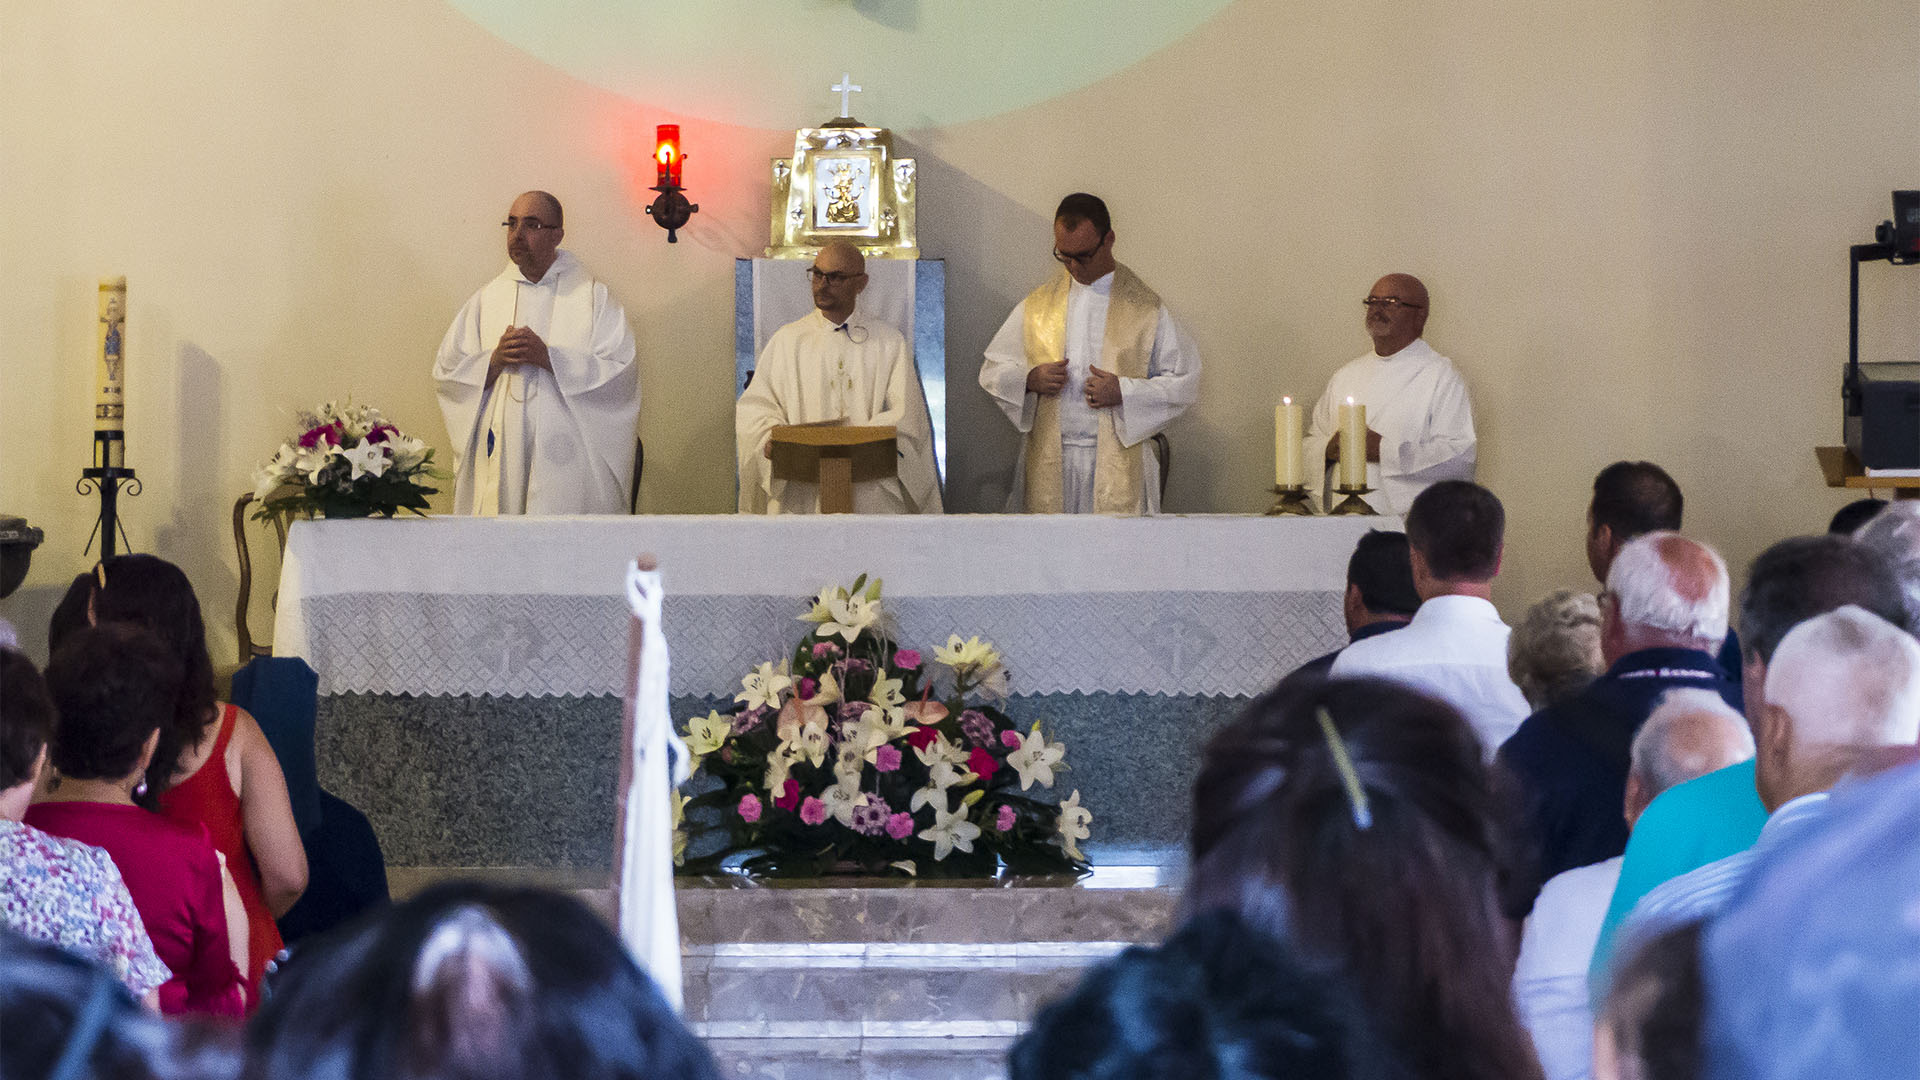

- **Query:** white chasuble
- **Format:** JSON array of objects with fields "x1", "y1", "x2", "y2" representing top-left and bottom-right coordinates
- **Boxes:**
[
  {"x1": 434, "y1": 250, "x2": 639, "y2": 515},
  {"x1": 1306, "y1": 338, "x2": 1476, "y2": 515},
  {"x1": 979, "y1": 265, "x2": 1200, "y2": 514},
  {"x1": 735, "y1": 308, "x2": 942, "y2": 515}
]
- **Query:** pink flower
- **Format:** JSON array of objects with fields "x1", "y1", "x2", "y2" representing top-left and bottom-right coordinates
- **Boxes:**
[
  {"x1": 885, "y1": 812, "x2": 915, "y2": 840},
  {"x1": 850, "y1": 800, "x2": 889, "y2": 835},
  {"x1": 364, "y1": 423, "x2": 397, "y2": 444},
  {"x1": 967, "y1": 747, "x2": 1000, "y2": 782},
  {"x1": 812, "y1": 641, "x2": 842, "y2": 661},
  {"x1": 996, "y1": 805, "x2": 1016, "y2": 832},
  {"x1": 906, "y1": 726, "x2": 941, "y2": 751},
  {"x1": 797, "y1": 677, "x2": 819, "y2": 700},
  {"x1": 773, "y1": 779, "x2": 801, "y2": 811},
  {"x1": 799, "y1": 797, "x2": 828, "y2": 826},
  {"x1": 738, "y1": 794, "x2": 762, "y2": 823},
  {"x1": 298, "y1": 422, "x2": 343, "y2": 449},
  {"x1": 893, "y1": 649, "x2": 922, "y2": 670},
  {"x1": 1000, "y1": 730, "x2": 1023, "y2": 749},
  {"x1": 874, "y1": 744, "x2": 902, "y2": 772}
]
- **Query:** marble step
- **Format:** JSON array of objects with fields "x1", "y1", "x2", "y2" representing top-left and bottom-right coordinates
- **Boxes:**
[{"x1": 705, "y1": 1035, "x2": 1012, "y2": 1080}]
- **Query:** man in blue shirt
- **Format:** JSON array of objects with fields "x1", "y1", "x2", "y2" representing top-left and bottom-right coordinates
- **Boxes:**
[{"x1": 1280, "y1": 529, "x2": 1417, "y2": 687}]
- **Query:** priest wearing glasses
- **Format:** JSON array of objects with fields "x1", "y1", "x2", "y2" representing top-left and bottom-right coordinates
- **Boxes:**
[
  {"x1": 434, "y1": 191, "x2": 641, "y2": 515},
  {"x1": 735, "y1": 241, "x2": 942, "y2": 515},
  {"x1": 1307, "y1": 273, "x2": 1477, "y2": 515},
  {"x1": 979, "y1": 193, "x2": 1201, "y2": 515}
]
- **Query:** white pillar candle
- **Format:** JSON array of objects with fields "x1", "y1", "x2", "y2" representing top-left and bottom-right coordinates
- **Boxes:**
[
  {"x1": 1275, "y1": 397, "x2": 1304, "y2": 487},
  {"x1": 1338, "y1": 396, "x2": 1367, "y2": 489}
]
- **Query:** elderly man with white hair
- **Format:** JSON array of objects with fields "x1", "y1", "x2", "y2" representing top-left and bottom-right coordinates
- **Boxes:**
[
  {"x1": 1514, "y1": 688, "x2": 1753, "y2": 1080},
  {"x1": 1624, "y1": 604, "x2": 1920, "y2": 934},
  {"x1": 1497, "y1": 532, "x2": 1742, "y2": 918}
]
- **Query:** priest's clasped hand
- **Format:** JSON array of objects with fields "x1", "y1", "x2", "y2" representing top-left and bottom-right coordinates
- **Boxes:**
[
  {"x1": 491, "y1": 326, "x2": 553, "y2": 373},
  {"x1": 1026, "y1": 359, "x2": 1069, "y2": 397},
  {"x1": 1084, "y1": 366, "x2": 1122, "y2": 409}
]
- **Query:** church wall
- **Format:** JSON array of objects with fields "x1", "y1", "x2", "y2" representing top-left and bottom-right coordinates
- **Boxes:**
[{"x1": 2, "y1": 0, "x2": 1916, "y2": 665}]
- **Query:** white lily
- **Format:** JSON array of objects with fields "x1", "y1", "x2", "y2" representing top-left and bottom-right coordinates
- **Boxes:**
[
  {"x1": 797, "y1": 585, "x2": 840, "y2": 625},
  {"x1": 917, "y1": 794, "x2": 982, "y2": 861},
  {"x1": 868, "y1": 672, "x2": 906, "y2": 712},
  {"x1": 853, "y1": 710, "x2": 910, "y2": 759},
  {"x1": 684, "y1": 710, "x2": 731, "y2": 757},
  {"x1": 909, "y1": 758, "x2": 973, "y2": 812},
  {"x1": 341, "y1": 441, "x2": 390, "y2": 480},
  {"x1": 1055, "y1": 789, "x2": 1092, "y2": 861},
  {"x1": 1006, "y1": 724, "x2": 1066, "y2": 790},
  {"x1": 913, "y1": 732, "x2": 971, "y2": 770},
  {"x1": 670, "y1": 790, "x2": 691, "y2": 866},
  {"x1": 819, "y1": 592, "x2": 880, "y2": 643},
  {"x1": 933, "y1": 634, "x2": 1000, "y2": 672},
  {"x1": 735, "y1": 661, "x2": 792, "y2": 711},
  {"x1": 763, "y1": 742, "x2": 803, "y2": 792},
  {"x1": 820, "y1": 773, "x2": 868, "y2": 827}
]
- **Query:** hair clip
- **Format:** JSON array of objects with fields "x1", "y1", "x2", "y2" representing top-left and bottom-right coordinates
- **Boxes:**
[
  {"x1": 1315, "y1": 707, "x2": 1373, "y2": 831},
  {"x1": 94, "y1": 562, "x2": 107, "y2": 590}
]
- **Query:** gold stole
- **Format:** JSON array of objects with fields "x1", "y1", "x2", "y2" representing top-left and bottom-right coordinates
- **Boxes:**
[{"x1": 1021, "y1": 263, "x2": 1160, "y2": 514}]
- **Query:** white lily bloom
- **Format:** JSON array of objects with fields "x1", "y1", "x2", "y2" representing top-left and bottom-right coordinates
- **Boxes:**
[
  {"x1": 1007, "y1": 725, "x2": 1066, "y2": 790},
  {"x1": 684, "y1": 711, "x2": 731, "y2": 757},
  {"x1": 735, "y1": 661, "x2": 793, "y2": 711},
  {"x1": 820, "y1": 774, "x2": 868, "y2": 827},
  {"x1": 933, "y1": 634, "x2": 1001, "y2": 673},
  {"x1": 909, "y1": 759, "x2": 972, "y2": 812},
  {"x1": 1055, "y1": 789, "x2": 1092, "y2": 861},
  {"x1": 913, "y1": 732, "x2": 970, "y2": 770},
  {"x1": 341, "y1": 440, "x2": 390, "y2": 480},
  {"x1": 918, "y1": 795, "x2": 982, "y2": 861},
  {"x1": 819, "y1": 593, "x2": 879, "y2": 643}
]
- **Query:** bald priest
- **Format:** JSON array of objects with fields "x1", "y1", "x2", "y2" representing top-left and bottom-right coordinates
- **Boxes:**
[{"x1": 736, "y1": 241, "x2": 942, "y2": 515}]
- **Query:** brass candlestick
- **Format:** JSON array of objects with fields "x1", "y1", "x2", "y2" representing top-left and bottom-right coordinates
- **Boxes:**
[
  {"x1": 1265, "y1": 485, "x2": 1313, "y2": 516},
  {"x1": 1328, "y1": 485, "x2": 1377, "y2": 516}
]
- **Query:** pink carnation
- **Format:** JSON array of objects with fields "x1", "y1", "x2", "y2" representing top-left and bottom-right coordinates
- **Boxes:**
[
  {"x1": 799, "y1": 797, "x2": 828, "y2": 826},
  {"x1": 885, "y1": 812, "x2": 916, "y2": 840},
  {"x1": 1000, "y1": 729, "x2": 1023, "y2": 749},
  {"x1": 812, "y1": 641, "x2": 842, "y2": 661},
  {"x1": 364, "y1": 423, "x2": 397, "y2": 444},
  {"x1": 996, "y1": 805, "x2": 1016, "y2": 832},
  {"x1": 797, "y1": 677, "x2": 819, "y2": 700},
  {"x1": 893, "y1": 649, "x2": 922, "y2": 670},
  {"x1": 298, "y1": 421, "x2": 343, "y2": 449},
  {"x1": 874, "y1": 744, "x2": 902, "y2": 772},
  {"x1": 738, "y1": 794, "x2": 762, "y2": 823}
]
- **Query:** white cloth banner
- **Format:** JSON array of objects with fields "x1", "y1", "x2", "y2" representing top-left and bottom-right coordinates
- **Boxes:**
[{"x1": 272, "y1": 514, "x2": 1395, "y2": 699}]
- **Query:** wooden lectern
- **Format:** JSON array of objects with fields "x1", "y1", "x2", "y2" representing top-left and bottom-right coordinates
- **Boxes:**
[{"x1": 769, "y1": 425, "x2": 898, "y2": 514}]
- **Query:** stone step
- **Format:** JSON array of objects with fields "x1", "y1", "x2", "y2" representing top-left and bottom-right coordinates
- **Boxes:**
[{"x1": 705, "y1": 1035, "x2": 1012, "y2": 1080}]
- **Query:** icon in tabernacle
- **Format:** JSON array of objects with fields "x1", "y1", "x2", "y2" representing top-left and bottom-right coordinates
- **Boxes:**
[{"x1": 767, "y1": 73, "x2": 916, "y2": 259}]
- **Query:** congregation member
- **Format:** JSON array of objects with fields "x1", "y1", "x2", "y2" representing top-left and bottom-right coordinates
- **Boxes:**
[
  {"x1": 1332, "y1": 481, "x2": 1530, "y2": 753},
  {"x1": 1513, "y1": 689, "x2": 1751, "y2": 1080},
  {"x1": 1279, "y1": 529, "x2": 1417, "y2": 686},
  {"x1": 1187, "y1": 677, "x2": 1545, "y2": 1080},
  {"x1": 1009, "y1": 910, "x2": 1405, "y2": 1080},
  {"x1": 1594, "y1": 921, "x2": 1704, "y2": 1080},
  {"x1": 26, "y1": 624, "x2": 246, "y2": 1017},
  {"x1": 82, "y1": 554, "x2": 306, "y2": 996},
  {"x1": 0, "y1": 650, "x2": 169, "y2": 1005},
  {"x1": 1582, "y1": 461, "x2": 1743, "y2": 698},
  {"x1": 434, "y1": 190, "x2": 640, "y2": 515},
  {"x1": 1852, "y1": 499, "x2": 1920, "y2": 615},
  {"x1": 734, "y1": 240, "x2": 942, "y2": 515},
  {"x1": 979, "y1": 193, "x2": 1200, "y2": 514},
  {"x1": 1589, "y1": 534, "x2": 1913, "y2": 992},
  {"x1": 1306, "y1": 273, "x2": 1475, "y2": 514},
  {"x1": 1507, "y1": 590, "x2": 1606, "y2": 710},
  {"x1": 1623, "y1": 606, "x2": 1920, "y2": 934},
  {"x1": 245, "y1": 881, "x2": 716, "y2": 1080},
  {"x1": 1498, "y1": 532, "x2": 1740, "y2": 915}
]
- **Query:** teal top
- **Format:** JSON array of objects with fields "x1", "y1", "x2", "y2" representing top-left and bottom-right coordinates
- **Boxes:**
[{"x1": 1588, "y1": 758, "x2": 1768, "y2": 998}]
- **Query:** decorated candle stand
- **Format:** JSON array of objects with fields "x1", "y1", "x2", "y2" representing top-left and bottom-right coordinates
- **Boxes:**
[{"x1": 78, "y1": 277, "x2": 141, "y2": 557}]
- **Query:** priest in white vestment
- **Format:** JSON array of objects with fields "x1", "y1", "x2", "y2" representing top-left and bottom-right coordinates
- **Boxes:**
[
  {"x1": 434, "y1": 191, "x2": 640, "y2": 515},
  {"x1": 736, "y1": 241, "x2": 941, "y2": 515},
  {"x1": 1307, "y1": 274, "x2": 1476, "y2": 515},
  {"x1": 979, "y1": 194, "x2": 1200, "y2": 515}
]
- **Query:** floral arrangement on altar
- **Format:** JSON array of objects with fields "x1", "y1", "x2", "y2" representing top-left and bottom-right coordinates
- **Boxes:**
[
  {"x1": 675, "y1": 576, "x2": 1092, "y2": 878},
  {"x1": 251, "y1": 401, "x2": 440, "y2": 521}
]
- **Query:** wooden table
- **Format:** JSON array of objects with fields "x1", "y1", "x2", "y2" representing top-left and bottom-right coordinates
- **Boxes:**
[{"x1": 1816, "y1": 446, "x2": 1920, "y2": 499}]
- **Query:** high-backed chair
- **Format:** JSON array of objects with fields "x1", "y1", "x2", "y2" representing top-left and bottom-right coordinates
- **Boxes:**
[{"x1": 233, "y1": 493, "x2": 288, "y2": 663}]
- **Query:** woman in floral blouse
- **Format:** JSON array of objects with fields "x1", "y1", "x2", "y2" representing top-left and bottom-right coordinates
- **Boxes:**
[{"x1": 0, "y1": 648, "x2": 170, "y2": 1006}]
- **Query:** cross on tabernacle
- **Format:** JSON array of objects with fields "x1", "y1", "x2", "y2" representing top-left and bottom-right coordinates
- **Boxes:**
[{"x1": 831, "y1": 73, "x2": 862, "y2": 118}]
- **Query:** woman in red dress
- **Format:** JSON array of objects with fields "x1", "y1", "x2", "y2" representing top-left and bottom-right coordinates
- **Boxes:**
[{"x1": 79, "y1": 555, "x2": 308, "y2": 997}]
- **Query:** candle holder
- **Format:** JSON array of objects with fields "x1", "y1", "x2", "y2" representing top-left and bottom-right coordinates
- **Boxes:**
[
  {"x1": 78, "y1": 432, "x2": 140, "y2": 557},
  {"x1": 1265, "y1": 484, "x2": 1314, "y2": 516},
  {"x1": 1328, "y1": 484, "x2": 1377, "y2": 516}
]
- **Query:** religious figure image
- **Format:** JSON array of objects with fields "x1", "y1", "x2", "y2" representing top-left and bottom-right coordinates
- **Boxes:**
[
  {"x1": 735, "y1": 240, "x2": 941, "y2": 515},
  {"x1": 978, "y1": 193, "x2": 1200, "y2": 514},
  {"x1": 825, "y1": 163, "x2": 863, "y2": 224},
  {"x1": 101, "y1": 292, "x2": 125, "y2": 385},
  {"x1": 1306, "y1": 273, "x2": 1476, "y2": 515},
  {"x1": 813, "y1": 158, "x2": 872, "y2": 229},
  {"x1": 433, "y1": 190, "x2": 641, "y2": 515}
]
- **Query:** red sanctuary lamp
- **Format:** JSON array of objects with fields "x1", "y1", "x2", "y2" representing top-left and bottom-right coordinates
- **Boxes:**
[{"x1": 645, "y1": 123, "x2": 698, "y2": 243}]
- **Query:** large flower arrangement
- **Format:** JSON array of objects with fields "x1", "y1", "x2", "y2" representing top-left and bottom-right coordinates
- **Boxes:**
[
  {"x1": 251, "y1": 402, "x2": 440, "y2": 521},
  {"x1": 676, "y1": 576, "x2": 1092, "y2": 878}
]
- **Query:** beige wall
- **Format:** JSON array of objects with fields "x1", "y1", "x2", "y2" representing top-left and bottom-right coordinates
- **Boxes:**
[{"x1": 3, "y1": 0, "x2": 1917, "y2": 664}]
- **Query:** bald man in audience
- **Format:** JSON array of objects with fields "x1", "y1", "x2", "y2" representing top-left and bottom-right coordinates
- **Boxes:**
[
  {"x1": 1851, "y1": 500, "x2": 1920, "y2": 620},
  {"x1": 1498, "y1": 532, "x2": 1741, "y2": 918},
  {"x1": 1514, "y1": 688, "x2": 1753, "y2": 1080},
  {"x1": 735, "y1": 240, "x2": 942, "y2": 515}
]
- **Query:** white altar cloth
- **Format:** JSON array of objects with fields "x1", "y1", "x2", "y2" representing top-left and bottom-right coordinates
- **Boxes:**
[{"x1": 273, "y1": 514, "x2": 1396, "y2": 699}]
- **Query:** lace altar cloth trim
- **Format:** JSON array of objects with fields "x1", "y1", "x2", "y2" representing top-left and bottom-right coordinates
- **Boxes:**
[{"x1": 301, "y1": 590, "x2": 1345, "y2": 699}]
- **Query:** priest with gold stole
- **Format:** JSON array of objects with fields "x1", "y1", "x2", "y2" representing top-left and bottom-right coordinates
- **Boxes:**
[
  {"x1": 736, "y1": 241, "x2": 942, "y2": 515},
  {"x1": 978, "y1": 194, "x2": 1201, "y2": 515}
]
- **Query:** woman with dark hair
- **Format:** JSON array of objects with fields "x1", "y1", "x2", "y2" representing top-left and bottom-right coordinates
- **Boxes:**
[
  {"x1": 245, "y1": 881, "x2": 717, "y2": 1080},
  {"x1": 81, "y1": 555, "x2": 306, "y2": 996},
  {"x1": 1187, "y1": 676, "x2": 1543, "y2": 1080},
  {"x1": 0, "y1": 928, "x2": 240, "y2": 1080},
  {"x1": 26, "y1": 624, "x2": 247, "y2": 1017}
]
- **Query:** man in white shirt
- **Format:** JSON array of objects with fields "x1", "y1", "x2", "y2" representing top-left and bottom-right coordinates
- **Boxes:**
[
  {"x1": 1513, "y1": 688, "x2": 1753, "y2": 1080},
  {"x1": 735, "y1": 241, "x2": 941, "y2": 514},
  {"x1": 978, "y1": 193, "x2": 1200, "y2": 514},
  {"x1": 1307, "y1": 274, "x2": 1476, "y2": 514},
  {"x1": 1332, "y1": 480, "x2": 1528, "y2": 752},
  {"x1": 434, "y1": 191, "x2": 640, "y2": 515}
]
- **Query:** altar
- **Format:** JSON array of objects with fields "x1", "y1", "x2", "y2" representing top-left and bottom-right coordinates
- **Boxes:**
[{"x1": 275, "y1": 513, "x2": 1393, "y2": 869}]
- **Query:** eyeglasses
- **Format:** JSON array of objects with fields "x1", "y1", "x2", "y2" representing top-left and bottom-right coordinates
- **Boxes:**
[
  {"x1": 807, "y1": 268, "x2": 864, "y2": 285},
  {"x1": 1362, "y1": 296, "x2": 1424, "y2": 310},
  {"x1": 501, "y1": 218, "x2": 559, "y2": 233},
  {"x1": 1053, "y1": 239, "x2": 1107, "y2": 266}
]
